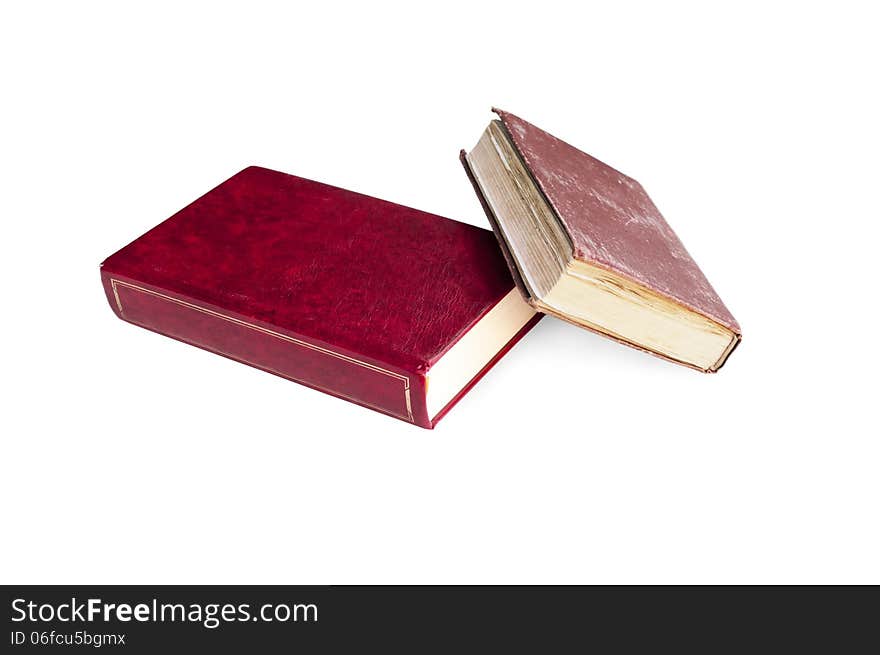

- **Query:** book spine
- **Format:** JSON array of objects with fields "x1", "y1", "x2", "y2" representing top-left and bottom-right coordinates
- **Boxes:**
[{"x1": 100, "y1": 271, "x2": 429, "y2": 428}]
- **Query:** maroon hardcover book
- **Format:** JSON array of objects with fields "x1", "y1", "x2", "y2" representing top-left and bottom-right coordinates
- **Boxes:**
[
  {"x1": 462, "y1": 109, "x2": 740, "y2": 372},
  {"x1": 100, "y1": 166, "x2": 539, "y2": 428}
]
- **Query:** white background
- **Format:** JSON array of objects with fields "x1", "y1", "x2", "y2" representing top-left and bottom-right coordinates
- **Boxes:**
[{"x1": 2, "y1": 2, "x2": 877, "y2": 584}]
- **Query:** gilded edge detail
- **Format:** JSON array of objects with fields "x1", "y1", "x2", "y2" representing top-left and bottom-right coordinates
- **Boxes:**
[{"x1": 110, "y1": 278, "x2": 414, "y2": 422}]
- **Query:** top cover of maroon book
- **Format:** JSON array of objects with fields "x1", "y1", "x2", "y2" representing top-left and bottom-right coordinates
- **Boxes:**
[{"x1": 101, "y1": 166, "x2": 539, "y2": 428}]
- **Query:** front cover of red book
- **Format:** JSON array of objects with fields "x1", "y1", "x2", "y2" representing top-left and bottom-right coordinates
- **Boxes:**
[{"x1": 101, "y1": 166, "x2": 539, "y2": 428}]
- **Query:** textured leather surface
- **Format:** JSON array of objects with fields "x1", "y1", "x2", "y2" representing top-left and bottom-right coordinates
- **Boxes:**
[
  {"x1": 494, "y1": 109, "x2": 740, "y2": 335},
  {"x1": 101, "y1": 166, "x2": 532, "y2": 428},
  {"x1": 462, "y1": 148, "x2": 723, "y2": 372}
]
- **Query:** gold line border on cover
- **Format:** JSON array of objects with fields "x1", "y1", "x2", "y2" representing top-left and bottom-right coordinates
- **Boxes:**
[{"x1": 110, "y1": 279, "x2": 414, "y2": 422}]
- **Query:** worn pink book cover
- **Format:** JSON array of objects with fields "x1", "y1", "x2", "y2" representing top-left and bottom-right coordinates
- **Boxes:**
[{"x1": 462, "y1": 109, "x2": 740, "y2": 371}]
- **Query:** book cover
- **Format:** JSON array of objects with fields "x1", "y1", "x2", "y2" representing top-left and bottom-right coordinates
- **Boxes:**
[
  {"x1": 100, "y1": 166, "x2": 539, "y2": 428},
  {"x1": 462, "y1": 109, "x2": 740, "y2": 371}
]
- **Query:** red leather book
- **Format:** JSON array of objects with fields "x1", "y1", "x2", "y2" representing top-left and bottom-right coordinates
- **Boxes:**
[
  {"x1": 100, "y1": 166, "x2": 539, "y2": 428},
  {"x1": 462, "y1": 109, "x2": 741, "y2": 372}
]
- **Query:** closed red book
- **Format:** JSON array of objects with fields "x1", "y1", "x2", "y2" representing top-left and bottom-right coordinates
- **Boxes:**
[
  {"x1": 463, "y1": 109, "x2": 741, "y2": 372},
  {"x1": 100, "y1": 166, "x2": 539, "y2": 428}
]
